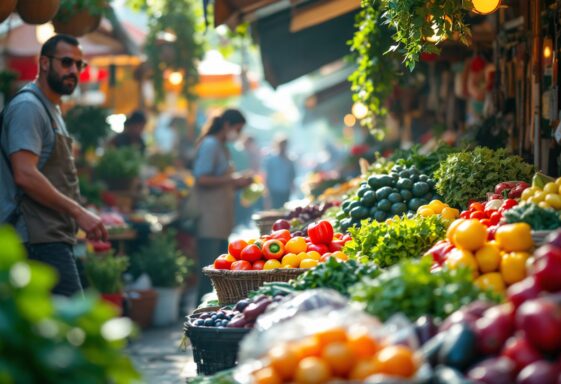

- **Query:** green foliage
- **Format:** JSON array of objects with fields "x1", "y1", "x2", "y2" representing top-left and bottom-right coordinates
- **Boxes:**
[
  {"x1": 390, "y1": 143, "x2": 463, "y2": 176},
  {"x1": 84, "y1": 251, "x2": 128, "y2": 294},
  {"x1": 131, "y1": 230, "x2": 192, "y2": 287},
  {"x1": 350, "y1": 258, "x2": 501, "y2": 322},
  {"x1": 345, "y1": 215, "x2": 447, "y2": 268},
  {"x1": 0, "y1": 69, "x2": 18, "y2": 101},
  {"x1": 65, "y1": 105, "x2": 111, "y2": 152},
  {"x1": 377, "y1": 0, "x2": 472, "y2": 69},
  {"x1": 95, "y1": 147, "x2": 143, "y2": 182},
  {"x1": 57, "y1": 0, "x2": 108, "y2": 20},
  {"x1": 0, "y1": 226, "x2": 140, "y2": 383},
  {"x1": 128, "y1": 0, "x2": 205, "y2": 102},
  {"x1": 290, "y1": 257, "x2": 379, "y2": 297},
  {"x1": 504, "y1": 203, "x2": 561, "y2": 231},
  {"x1": 348, "y1": 4, "x2": 397, "y2": 131},
  {"x1": 434, "y1": 147, "x2": 535, "y2": 209},
  {"x1": 78, "y1": 176, "x2": 103, "y2": 207}
]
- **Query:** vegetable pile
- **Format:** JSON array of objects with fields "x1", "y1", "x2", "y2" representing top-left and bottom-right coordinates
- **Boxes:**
[
  {"x1": 504, "y1": 203, "x2": 561, "y2": 230},
  {"x1": 434, "y1": 147, "x2": 534, "y2": 209},
  {"x1": 521, "y1": 175, "x2": 561, "y2": 210},
  {"x1": 345, "y1": 215, "x2": 447, "y2": 268},
  {"x1": 338, "y1": 165, "x2": 439, "y2": 231}
]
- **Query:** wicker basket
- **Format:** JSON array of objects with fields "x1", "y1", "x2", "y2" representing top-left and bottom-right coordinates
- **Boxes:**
[
  {"x1": 203, "y1": 266, "x2": 305, "y2": 305},
  {"x1": 532, "y1": 230, "x2": 553, "y2": 247},
  {"x1": 184, "y1": 311, "x2": 250, "y2": 376},
  {"x1": 252, "y1": 210, "x2": 288, "y2": 236}
]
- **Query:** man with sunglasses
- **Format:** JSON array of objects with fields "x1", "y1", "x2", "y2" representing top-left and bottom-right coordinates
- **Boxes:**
[{"x1": 0, "y1": 34, "x2": 107, "y2": 296}]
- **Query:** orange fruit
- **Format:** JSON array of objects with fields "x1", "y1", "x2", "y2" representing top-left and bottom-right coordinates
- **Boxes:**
[
  {"x1": 268, "y1": 344, "x2": 300, "y2": 380},
  {"x1": 428, "y1": 200, "x2": 446, "y2": 214},
  {"x1": 253, "y1": 367, "x2": 282, "y2": 384},
  {"x1": 306, "y1": 251, "x2": 321, "y2": 261},
  {"x1": 332, "y1": 251, "x2": 348, "y2": 261},
  {"x1": 349, "y1": 359, "x2": 378, "y2": 381},
  {"x1": 418, "y1": 207, "x2": 435, "y2": 217},
  {"x1": 495, "y1": 223, "x2": 533, "y2": 252},
  {"x1": 293, "y1": 336, "x2": 322, "y2": 359},
  {"x1": 263, "y1": 259, "x2": 282, "y2": 270},
  {"x1": 321, "y1": 341, "x2": 354, "y2": 376},
  {"x1": 346, "y1": 327, "x2": 379, "y2": 359},
  {"x1": 285, "y1": 237, "x2": 308, "y2": 254},
  {"x1": 446, "y1": 219, "x2": 465, "y2": 243},
  {"x1": 445, "y1": 248, "x2": 478, "y2": 275},
  {"x1": 372, "y1": 345, "x2": 417, "y2": 378},
  {"x1": 453, "y1": 219, "x2": 487, "y2": 251},
  {"x1": 300, "y1": 259, "x2": 319, "y2": 269},
  {"x1": 294, "y1": 356, "x2": 332, "y2": 384},
  {"x1": 281, "y1": 253, "x2": 300, "y2": 268},
  {"x1": 475, "y1": 243, "x2": 501, "y2": 273},
  {"x1": 441, "y1": 207, "x2": 460, "y2": 220},
  {"x1": 315, "y1": 327, "x2": 348, "y2": 348}
]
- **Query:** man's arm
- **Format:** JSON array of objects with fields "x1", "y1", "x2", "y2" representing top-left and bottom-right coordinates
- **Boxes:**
[{"x1": 10, "y1": 150, "x2": 107, "y2": 241}]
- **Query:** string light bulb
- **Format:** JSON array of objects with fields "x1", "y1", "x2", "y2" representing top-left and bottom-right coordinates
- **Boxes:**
[
  {"x1": 472, "y1": 0, "x2": 501, "y2": 15},
  {"x1": 352, "y1": 102, "x2": 368, "y2": 120}
]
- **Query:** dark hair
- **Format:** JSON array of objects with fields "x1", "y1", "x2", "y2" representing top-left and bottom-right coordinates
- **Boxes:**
[
  {"x1": 197, "y1": 108, "x2": 246, "y2": 144},
  {"x1": 40, "y1": 34, "x2": 80, "y2": 57},
  {"x1": 125, "y1": 110, "x2": 147, "y2": 126}
]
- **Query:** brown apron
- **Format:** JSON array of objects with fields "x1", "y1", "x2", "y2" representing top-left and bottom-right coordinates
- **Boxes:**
[
  {"x1": 20, "y1": 132, "x2": 80, "y2": 244},
  {"x1": 196, "y1": 158, "x2": 235, "y2": 240}
]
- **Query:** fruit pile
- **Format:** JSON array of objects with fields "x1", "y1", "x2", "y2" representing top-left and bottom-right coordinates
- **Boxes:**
[
  {"x1": 488, "y1": 181, "x2": 530, "y2": 200},
  {"x1": 213, "y1": 221, "x2": 352, "y2": 271},
  {"x1": 416, "y1": 199, "x2": 460, "y2": 220},
  {"x1": 338, "y1": 165, "x2": 439, "y2": 231},
  {"x1": 189, "y1": 295, "x2": 284, "y2": 329},
  {"x1": 459, "y1": 199, "x2": 518, "y2": 239},
  {"x1": 425, "y1": 219, "x2": 534, "y2": 294},
  {"x1": 282, "y1": 203, "x2": 336, "y2": 233},
  {"x1": 421, "y1": 231, "x2": 561, "y2": 383},
  {"x1": 252, "y1": 326, "x2": 419, "y2": 384},
  {"x1": 521, "y1": 176, "x2": 561, "y2": 210}
]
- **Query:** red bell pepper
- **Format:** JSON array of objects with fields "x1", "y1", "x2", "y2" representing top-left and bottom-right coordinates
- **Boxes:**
[
  {"x1": 329, "y1": 240, "x2": 345, "y2": 253},
  {"x1": 240, "y1": 244, "x2": 262, "y2": 262},
  {"x1": 307, "y1": 243, "x2": 329, "y2": 255},
  {"x1": 307, "y1": 220, "x2": 334, "y2": 245},
  {"x1": 270, "y1": 229, "x2": 291, "y2": 244},
  {"x1": 425, "y1": 240, "x2": 454, "y2": 265},
  {"x1": 262, "y1": 239, "x2": 285, "y2": 260}
]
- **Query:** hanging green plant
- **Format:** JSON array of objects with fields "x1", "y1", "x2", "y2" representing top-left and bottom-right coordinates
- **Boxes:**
[
  {"x1": 65, "y1": 105, "x2": 111, "y2": 153},
  {"x1": 128, "y1": 0, "x2": 205, "y2": 102},
  {"x1": 56, "y1": 0, "x2": 107, "y2": 20}
]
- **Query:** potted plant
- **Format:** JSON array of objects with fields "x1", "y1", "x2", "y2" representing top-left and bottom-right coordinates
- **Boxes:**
[
  {"x1": 132, "y1": 230, "x2": 192, "y2": 326},
  {"x1": 66, "y1": 105, "x2": 111, "y2": 159},
  {"x1": 83, "y1": 250, "x2": 129, "y2": 314},
  {"x1": 16, "y1": 0, "x2": 61, "y2": 24},
  {"x1": 53, "y1": 0, "x2": 106, "y2": 36},
  {"x1": 95, "y1": 147, "x2": 143, "y2": 191}
]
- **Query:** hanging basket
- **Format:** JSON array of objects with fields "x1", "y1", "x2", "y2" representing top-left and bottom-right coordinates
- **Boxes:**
[
  {"x1": 0, "y1": 0, "x2": 17, "y2": 24},
  {"x1": 53, "y1": 9, "x2": 102, "y2": 37},
  {"x1": 16, "y1": 0, "x2": 61, "y2": 25}
]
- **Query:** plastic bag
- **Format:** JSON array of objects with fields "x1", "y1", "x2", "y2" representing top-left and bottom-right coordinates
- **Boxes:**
[{"x1": 234, "y1": 290, "x2": 432, "y2": 383}]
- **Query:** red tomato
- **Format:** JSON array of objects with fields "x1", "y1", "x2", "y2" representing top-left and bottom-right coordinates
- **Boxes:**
[
  {"x1": 480, "y1": 218, "x2": 492, "y2": 227},
  {"x1": 489, "y1": 211, "x2": 502, "y2": 225},
  {"x1": 500, "y1": 199, "x2": 518, "y2": 211},
  {"x1": 329, "y1": 240, "x2": 345, "y2": 253},
  {"x1": 240, "y1": 244, "x2": 262, "y2": 262},
  {"x1": 470, "y1": 211, "x2": 487, "y2": 220},
  {"x1": 469, "y1": 202, "x2": 485, "y2": 212},
  {"x1": 231, "y1": 260, "x2": 252, "y2": 270},
  {"x1": 228, "y1": 239, "x2": 248, "y2": 258},
  {"x1": 460, "y1": 211, "x2": 471, "y2": 219},
  {"x1": 214, "y1": 254, "x2": 236, "y2": 270},
  {"x1": 252, "y1": 260, "x2": 265, "y2": 270},
  {"x1": 270, "y1": 229, "x2": 291, "y2": 244}
]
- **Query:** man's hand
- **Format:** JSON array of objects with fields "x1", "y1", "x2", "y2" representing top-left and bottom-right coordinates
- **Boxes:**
[{"x1": 75, "y1": 208, "x2": 108, "y2": 242}]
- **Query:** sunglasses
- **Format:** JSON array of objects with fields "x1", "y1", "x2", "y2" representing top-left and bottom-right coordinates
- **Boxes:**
[{"x1": 45, "y1": 56, "x2": 88, "y2": 71}]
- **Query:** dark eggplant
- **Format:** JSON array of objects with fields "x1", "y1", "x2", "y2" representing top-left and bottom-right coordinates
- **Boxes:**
[
  {"x1": 438, "y1": 323, "x2": 477, "y2": 371},
  {"x1": 422, "y1": 331, "x2": 448, "y2": 367},
  {"x1": 416, "y1": 316, "x2": 438, "y2": 346},
  {"x1": 226, "y1": 314, "x2": 247, "y2": 328},
  {"x1": 243, "y1": 298, "x2": 272, "y2": 321},
  {"x1": 433, "y1": 365, "x2": 473, "y2": 384},
  {"x1": 233, "y1": 299, "x2": 250, "y2": 312}
]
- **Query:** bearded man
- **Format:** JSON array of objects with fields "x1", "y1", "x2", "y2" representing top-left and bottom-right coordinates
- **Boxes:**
[{"x1": 0, "y1": 34, "x2": 107, "y2": 296}]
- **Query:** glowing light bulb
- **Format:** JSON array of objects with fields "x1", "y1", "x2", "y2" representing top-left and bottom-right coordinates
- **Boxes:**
[
  {"x1": 352, "y1": 102, "x2": 368, "y2": 120},
  {"x1": 344, "y1": 114, "x2": 357, "y2": 127},
  {"x1": 168, "y1": 71, "x2": 183, "y2": 86},
  {"x1": 472, "y1": 0, "x2": 501, "y2": 15}
]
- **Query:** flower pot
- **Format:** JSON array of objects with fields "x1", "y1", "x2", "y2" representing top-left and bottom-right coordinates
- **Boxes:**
[
  {"x1": 101, "y1": 292, "x2": 124, "y2": 316},
  {"x1": 16, "y1": 0, "x2": 60, "y2": 24},
  {"x1": 0, "y1": 0, "x2": 17, "y2": 23},
  {"x1": 152, "y1": 287, "x2": 181, "y2": 327},
  {"x1": 127, "y1": 289, "x2": 158, "y2": 329},
  {"x1": 53, "y1": 8, "x2": 102, "y2": 37}
]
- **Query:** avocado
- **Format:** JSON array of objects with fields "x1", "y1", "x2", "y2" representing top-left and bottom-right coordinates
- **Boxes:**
[
  {"x1": 349, "y1": 201, "x2": 363, "y2": 210},
  {"x1": 373, "y1": 210, "x2": 387, "y2": 222},
  {"x1": 360, "y1": 190, "x2": 377, "y2": 207},
  {"x1": 396, "y1": 178, "x2": 413, "y2": 190},
  {"x1": 391, "y1": 202, "x2": 407, "y2": 215},
  {"x1": 379, "y1": 175, "x2": 395, "y2": 187},
  {"x1": 377, "y1": 199, "x2": 392, "y2": 212},
  {"x1": 400, "y1": 189, "x2": 413, "y2": 201},
  {"x1": 408, "y1": 198, "x2": 423, "y2": 211},
  {"x1": 388, "y1": 192, "x2": 403, "y2": 203},
  {"x1": 357, "y1": 185, "x2": 370, "y2": 198},
  {"x1": 350, "y1": 206, "x2": 369, "y2": 220},
  {"x1": 367, "y1": 176, "x2": 383, "y2": 190},
  {"x1": 412, "y1": 181, "x2": 430, "y2": 197},
  {"x1": 375, "y1": 186, "x2": 393, "y2": 200}
]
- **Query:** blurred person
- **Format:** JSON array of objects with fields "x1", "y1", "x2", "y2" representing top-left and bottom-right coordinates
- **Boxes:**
[
  {"x1": 192, "y1": 109, "x2": 252, "y2": 303},
  {"x1": 109, "y1": 110, "x2": 147, "y2": 155},
  {"x1": 264, "y1": 135, "x2": 295, "y2": 209},
  {"x1": 0, "y1": 34, "x2": 107, "y2": 296}
]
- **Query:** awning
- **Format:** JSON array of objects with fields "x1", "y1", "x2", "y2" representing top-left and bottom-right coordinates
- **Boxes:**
[{"x1": 255, "y1": 8, "x2": 358, "y2": 87}]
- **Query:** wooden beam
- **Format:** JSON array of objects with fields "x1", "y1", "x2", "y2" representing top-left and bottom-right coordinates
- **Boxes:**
[{"x1": 290, "y1": 0, "x2": 360, "y2": 33}]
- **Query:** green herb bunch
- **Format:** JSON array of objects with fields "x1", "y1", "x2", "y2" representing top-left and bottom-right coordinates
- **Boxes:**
[
  {"x1": 391, "y1": 143, "x2": 462, "y2": 177},
  {"x1": 290, "y1": 258, "x2": 379, "y2": 297},
  {"x1": 350, "y1": 258, "x2": 501, "y2": 322},
  {"x1": 84, "y1": 251, "x2": 128, "y2": 294},
  {"x1": 131, "y1": 230, "x2": 192, "y2": 288},
  {"x1": 504, "y1": 203, "x2": 561, "y2": 231},
  {"x1": 434, "y1": 147, "x2": 534, "y2": 209},
  {"x1": 65, "y1": 105, "x2": 110, "y2": 153},
  {"x1": 95, "y1": 147, "x2": 143, "y2": 183},
  {"x1": 0, "y1": 226, "x2": 140, "y2": 383},
  {"x1": 345, "y1": 215, "x2": 447, "y2": 268}
]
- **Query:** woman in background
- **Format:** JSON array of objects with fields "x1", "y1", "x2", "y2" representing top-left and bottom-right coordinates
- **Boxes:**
[{"x1": 192, "y1": 109, "x2": 252, "y2": 303}]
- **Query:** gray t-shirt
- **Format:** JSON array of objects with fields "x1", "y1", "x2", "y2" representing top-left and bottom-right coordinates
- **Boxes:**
[
  {"x1": 0, "y1": 83, "x2": 69, "y2": 242},
  {"x1": 192, "y1": 136, "x2": 230, "y2": 179}
]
